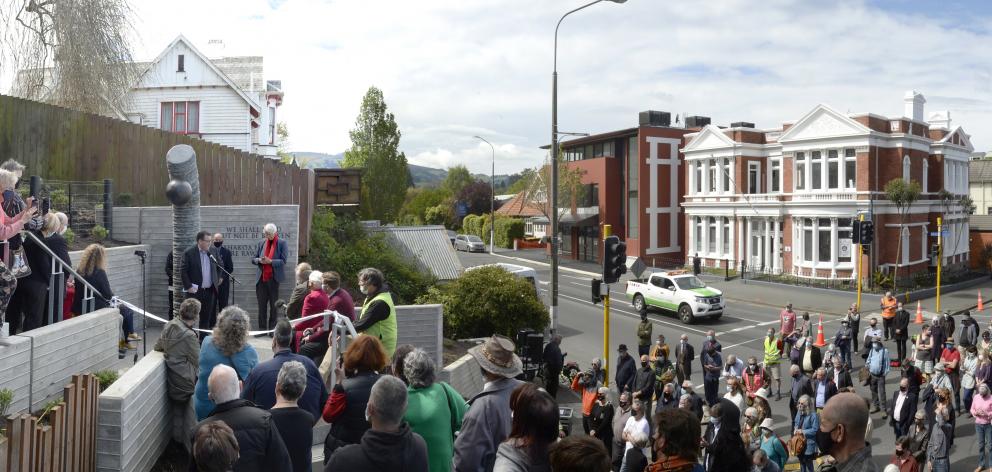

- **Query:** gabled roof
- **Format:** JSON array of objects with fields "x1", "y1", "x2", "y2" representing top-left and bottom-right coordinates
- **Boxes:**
[
  {"x1": 937, "y1": 126, "x2": 975, "y2": 152},
  {"x1": 140, "y1": 35, "x2": 260, "y2": 115},
  {"x1": 683, "y1": 124, "x2": 738, "y2": 152},
  {"x1": 496, "y1": 192, "x2": 545, "y2": 218},
  {"x1": 777, "y1": 104, "x2": 871, "y2": 142},
  {"x1": 369, "y1": 225, "x2": 462, "y2": 281}
]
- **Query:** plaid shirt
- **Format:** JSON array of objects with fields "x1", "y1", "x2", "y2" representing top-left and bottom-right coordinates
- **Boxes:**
[{"x1": 821, "y1": 446, "x2": 880, "y2": 472}]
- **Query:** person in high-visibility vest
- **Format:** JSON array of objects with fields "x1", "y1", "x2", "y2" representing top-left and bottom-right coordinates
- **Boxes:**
[
  {"x1": 353, "y1": 267, "x2": 397, "y2": 356},
  {"x1": 880, "y1": 291, "x2": 898, "y2": 341},
  {"x1": 763, "y1": 328, "x2": 782, "y2": 401}
]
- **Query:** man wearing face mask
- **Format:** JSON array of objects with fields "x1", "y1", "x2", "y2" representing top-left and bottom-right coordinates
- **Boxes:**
[
  {"x1": 893, "y1": 302, "x2": 911, "y2": 363},
  {"x1": 815, "y1": 392, "x2": 875, "y2": 471},
  {"x1": 609, "y1": 392, "x2": 631, "y2": 471},
  {"x1": 701, "y1": 344, "x2": 723, "y2": 407},
  {"x1": 588, "y1": 387, "x2": 614, "y2": 454},
  {"x1": 703, "y1": 330, "x2": 722, "y2": 353},
  {"x1": 938, "y1": 336, "x2": 962, "y2": 411},
  {"x1": 960, "y1": 311, "x2": 979, "y2": 351},
  {"x1": 763, "y1": 329, "x2": 783, "y2": 401},
  {"x1": 701, "y1": 400, "x2": 749, "y2": 471},
  {"x1": 636, "y1": 312, "x2": 652, "y2": 357},
  {"x1": 789, "y1": 365, "x2": 813, "y2": 424},
  {"x1": 846, "y1": 303, "x2": 862, "y2": 354},
  {"x1": 930, "y1": 316, "x2": 947, "y2": 365},
  {"x1": 212, "y1": 233, "x2": 235, "y2": 312},
  {"x1": 907, "y1": 410, "x2": 930, "y2": 465},
  {"x1": 742, "y1": 356, "x2": 765, "y2": 406},
  {"x1": 353, "y1": 268, "x2": 398, "y2": 357},
  {"x1": 866, "y1": 336, "x2": 890, "y2": 418},
  {"x1": 862, "y1": 318, "x2": 882, "y2": 359},
  {"x1": 721, "y1": 354, "x2": 745, "y2": 382},
  {"x1": 926, "y1": 408, "x2": 951, "y2": 472},
  {"x1": 889, "y1": 436, "x2": 917, "y2": 472},
  {"x1": 674, "y1": 334, "x2": 695, "y2": 386},
  {"x1": 632, "y1": 355, "x2": 656, "y2": 420},
  {"x1": 649, "y1": 334, "x2": 669, "y2": 363},
  {"x1": 971, "y1": 382, "x2": 992, "y2": 471},
  {"x1": 792, "y1": 395, "x2": 819, "y2": 472},
  {"x1": 657, "y1": 382, "x2": 679, "y2": 411},
  {"x1": 828, "y1": 360, "x2": 854, "y2": 391},
  {"x1": 888, "y1": 378, "x2": 916, "y2": 437},
  {"x1": 835, "y1": 320, "x2": 853, "y2": 368},
  {"x1": 780, "y1": 303, "x2": 797, "y2": 358}
]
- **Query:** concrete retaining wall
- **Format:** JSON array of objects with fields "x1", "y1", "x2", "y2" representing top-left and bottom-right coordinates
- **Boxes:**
[
  {"x1": 439, "y1": 353, "x2": 483, "y2": 400},
  {"x1": 112, "y1": 206, "x2": 299, "y2": 327},
  {"x1": 68, "y1": 244, "x2": 151, "y2": 315},
  {"x1": 0, "y1": 308, "x2": 121, "y2": 415},
  {"x1": 396, "y1": 304, "x2": 443, "y2": 368},
  {"x1": 96, "y1": 351, "x2": 170, "y2": 472}
]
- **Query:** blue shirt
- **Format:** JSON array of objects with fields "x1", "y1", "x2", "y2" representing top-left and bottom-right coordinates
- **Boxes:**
[
  {"x1": 867, "y1": 346, "x2": 890, "y2": 376},
  {"x1": 199, "y1": 250, "x2": 212, "y2": 288},
  {"x1": 241, "y1": 349, "x2": 329, "y2": 423},
  {"x1": 815, "y1": 381, "x2": 826, "y2": 408}
]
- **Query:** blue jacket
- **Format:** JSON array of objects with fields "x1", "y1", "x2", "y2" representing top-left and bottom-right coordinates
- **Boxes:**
[
  {"x1": 194, "y1": 336, "x2": 259, "y2": 420},
  {"x1": 793, "y1": 411, "x2": 819, "y2": 456},
  {"x1": 867, "y1": 345, "x2": 891, "y2": 377},
  {"x1": 241, "y1": 349, "x2": 328, "y2": 423},
  {"x1": 252, "y1": 237, "x2": 289, "y2": 284}
]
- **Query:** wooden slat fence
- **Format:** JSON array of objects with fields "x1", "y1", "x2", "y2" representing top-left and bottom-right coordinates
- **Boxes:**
[
  {"x1": 0, "y1": 94, "x2": 314, "y2": 254},
  {"x1": 4, "y1": 374, "x2": 100, "y2": 472}
]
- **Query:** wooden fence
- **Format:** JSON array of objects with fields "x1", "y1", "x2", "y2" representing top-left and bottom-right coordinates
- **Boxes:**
[
  {"x1": 0, "y1": 95, "x2": 315, "y2": 254},
  {"x1": 4, "y1": 374, "x2": 100, "y2": 472}
]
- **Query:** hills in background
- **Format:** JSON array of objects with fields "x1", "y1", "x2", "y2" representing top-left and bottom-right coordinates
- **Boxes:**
[{"x1": 288, "y1": 151, "x2": 516, "y2": 190}]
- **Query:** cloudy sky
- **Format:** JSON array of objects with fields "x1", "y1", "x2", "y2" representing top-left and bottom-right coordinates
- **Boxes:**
[{"x1": 30, "y1": 0, "x2": 992, "y2": 174}]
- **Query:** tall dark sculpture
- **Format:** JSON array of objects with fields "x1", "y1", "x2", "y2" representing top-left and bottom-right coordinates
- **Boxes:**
[{"x1": 166, "y1": 145, "x2": 200, "y2": 314}]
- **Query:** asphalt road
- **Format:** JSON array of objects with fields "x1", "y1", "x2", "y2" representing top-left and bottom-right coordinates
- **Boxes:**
[{"x1": 456, "y1": 250, "x2": 983, "y2": 469}]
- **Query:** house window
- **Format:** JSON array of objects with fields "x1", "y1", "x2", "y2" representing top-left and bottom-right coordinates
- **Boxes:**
[
  {"x1": 268, "y1": 108, "x2": 276, "y2": 145},
  {"x1": 708, "y1": 217, "x2": 717, "y2": 253},
  {"x1": 178, "y1": 54, "x2": 185, "y2": 72},
  {"x1": 770, "y1": 159, "x2": 781, "y2": 193},
  {"x1": 695, "y1": 217, "x2": 704, "y2": 253},
  {"x1": 818, "y1": 218, "x2": 831, "y2": 262},
  {"x1": 747, "y1": 162, "x2": 760, "y2": 194},
  {"x1": 901, "y1": 227, "x2": 911, "y2": 265},
  {"x1": 838, "y1": 218, "x2": 853, "y2": 263},
  {"x1": 603, "y1": 141, "x2": 614, "y2": 158},
  {"x1": 844, "y1": 149, "x2": 857, "y2": 189},
  {"x1": 723, "y1": 159, "x2": 731, "y2": 192},
  {"x1": 903, "y1": 155, "x2": 911, "y2": 182},
  {"x1": 695, "y1": 162, "x2": 703, "y2": 194},
  {"x1": 583, "y1": 184, "x2": 599, "y2": 207},
  {"x1": 803, "y1": 219, "x2": 813, "y2": 262},
  {"x1": 795, "y1": 152, "x2": 806, "y2": 191},
  {"x1": 709, "y1": 160, "x2": 717, "y2": 193},
  {"x1": 160, "y1": 101, "x2": 200, "y2": 134},
  {"x1": 593, "y1": 143, "x2": 603, "y2": 157},
  {"x1": 827, "y1": 150, "x2": 839, "y2": 189},
  {"x1": 723, "y1": 217, "x2": 731, "y2": 255},
  {"x1": 811, "y1": 151, "x2": 822, "y2": 190}
]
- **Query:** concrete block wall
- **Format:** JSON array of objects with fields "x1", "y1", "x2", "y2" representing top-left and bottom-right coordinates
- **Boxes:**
[
  {"x1": 0, "y1": 308, "x2": 121, "y2": 415},
  {"x1": 112, "y1": 206, "x2": 299, "y2": 327},
  {"x1": 439, "y1": 354, "x2": 483, "y2": 401},
  {"x1": 23, "y1": 308, "x2": 121, "y2": 412},
  {"x1": 0, "y1": 335, "x2": 31, "y2": 415},
  {"x1": 96, "y1": 351, "x2": 170, "y2": 472},
  {"x1": 68, "y1": 244, "x2": 151, "y2": 312},
  {"x1": 396, "y1": 305, "x2": 443, "y2": 368}
]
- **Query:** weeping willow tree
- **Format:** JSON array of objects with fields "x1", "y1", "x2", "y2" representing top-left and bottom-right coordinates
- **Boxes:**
[{"x1": 0, "y1": 0, "x2": 139, "y2": 114}]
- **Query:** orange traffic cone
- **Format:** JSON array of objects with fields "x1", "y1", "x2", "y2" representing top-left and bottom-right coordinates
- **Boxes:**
[
  {"x1": 980, "y1": 291, "x2": 985, "y2": 312},
  {"x1": 814, "y1": 315, "x2": 827, "y2": 347},
  {"x1": 914, "y1": 301, "x2": 924, "y2": 324}
]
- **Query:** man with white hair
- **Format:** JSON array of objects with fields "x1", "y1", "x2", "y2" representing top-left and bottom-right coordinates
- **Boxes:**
[
  {"x1": 285, "y1": 262, "x2": 312, "y2": 319},
  {"x1": 192, "y1": 364, "x2": 292, "y2": 472},
  {"x1": 326, "y1": 376, "x2": 429, "y2": 471},
  {"x1": 252, "y1": 223, "x2": 288, "y2": 331}
]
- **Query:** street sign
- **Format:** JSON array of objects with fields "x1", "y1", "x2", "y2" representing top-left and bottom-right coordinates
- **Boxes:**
[{"x1": 930, "y1": 231, "x2": 948, "y2": 237}]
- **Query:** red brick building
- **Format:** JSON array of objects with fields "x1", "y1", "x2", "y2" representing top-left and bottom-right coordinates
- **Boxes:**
[
  {"x1": 682, "y1": 91, "x2": 973, "y2": 282},
  {"x1": 556, "y1": 111, "x2": 700, "y2": 264}
]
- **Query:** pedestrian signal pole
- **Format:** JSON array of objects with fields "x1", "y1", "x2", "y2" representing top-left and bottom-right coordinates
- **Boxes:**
[
  {"x1": 602, "y1": 224, "x2": 611, "y2": 387},
  {"x1": 601, "y1": 225, "x2": 628, "y2": 389},
  {"x1": 856, "y1": 214, "x2": 865, "y2": 311}
]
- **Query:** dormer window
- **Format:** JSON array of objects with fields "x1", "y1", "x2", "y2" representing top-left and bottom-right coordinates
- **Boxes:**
[{"x1": 178, "y1": 54, "x2": 185, "y2": 72}]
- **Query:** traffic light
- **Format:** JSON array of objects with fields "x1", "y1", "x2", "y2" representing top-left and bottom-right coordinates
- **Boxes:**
[
  {"x1": 602, "y1": 236, "x2": 627, "y2": 284},
  {"x1": 859, "y1": 221, "x2": 874, "y2": 245},
  {"x1": 591, "y1": 278, "x2": 603, "y2": 304},
  {"x1": 851, "y1": 219, "x2": 862, "y2": 244}
]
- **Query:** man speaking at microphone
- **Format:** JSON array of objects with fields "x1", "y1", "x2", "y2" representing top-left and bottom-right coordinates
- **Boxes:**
[{"x1": 181, "y1": 231, "x2": 221, "y2": 338}]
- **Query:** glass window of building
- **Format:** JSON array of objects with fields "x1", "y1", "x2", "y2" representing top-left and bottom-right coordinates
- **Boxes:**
[
  {"x1": 796, "y1": 153, "x2": 806, "y2": 191},
  {"x1": 818, "y1": 218, "x2": 831, "y2": 262},
  {"x1": 695, "y1": 162, "x2": 703, "y2": 194},
  {"x1": 709, "y1": 161, "x2": 717, "y2": 193},
  {"x1": 696, "y1": 217, "x2": 704, "y2": 252},
  {"x1": 803, "y1": 219, "x2": 813, "y2": 262},
  {"x1": 723, "y1": 217, "x2": 731, "y2": 255},
  {"x1": 811, "y1": 151, "x2": 822, "y2": 190},
  {"x1": 708, "y1": 217, "x2": 717, "y2": 253},
  {"x1": 627, "y1": 137, "x2": 639, "y2": 238},
  {"x1": 838, "y1": 218, "x2": 852, "y2": 263},
  {"x1": 771, "y1": 159, "x2": 781, "y2": 193},
  {"x1": 827, "y1": 150, "x2": 839, "y2": 189},
  {"x1": 748, "y1": 162, "x2": 760, "y2": 194},
  {"x1": 723, "y1": 159, "x2": 731, "y2": 192}
]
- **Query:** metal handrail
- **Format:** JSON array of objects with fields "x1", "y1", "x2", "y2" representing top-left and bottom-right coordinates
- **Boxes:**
[{"x1": 22, "y1": 231, "x2": 106, "y2": 321}]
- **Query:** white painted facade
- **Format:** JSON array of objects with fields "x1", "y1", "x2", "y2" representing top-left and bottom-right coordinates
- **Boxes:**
[{"x1": 123, "y1": 36, "x2": 283, "y2": 157}]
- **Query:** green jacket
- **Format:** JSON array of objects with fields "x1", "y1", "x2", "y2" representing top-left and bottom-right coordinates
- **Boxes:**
[{"x1": 637, "y1": 320, "x2": 653, "y2": 346}]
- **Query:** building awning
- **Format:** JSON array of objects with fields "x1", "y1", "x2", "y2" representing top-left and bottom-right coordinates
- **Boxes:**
[{"x1": 560, "y1": 213, "x2": 599, "y2": 226}]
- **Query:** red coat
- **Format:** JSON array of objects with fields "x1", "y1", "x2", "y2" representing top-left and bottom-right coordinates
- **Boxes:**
[{"x1": 293, "y1": 289, "x2": 329, "y2": 350}]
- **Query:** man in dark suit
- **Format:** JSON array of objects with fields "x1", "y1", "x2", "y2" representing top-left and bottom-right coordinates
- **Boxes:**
[
  {"x1": 181, "y1": 231, "x2": 220, "y2": 337},
  {"x1": 888, "y1": 377, "x2": 917, "y2": 437},
  {"x1": 789, "y1": 364, "x2": 813, "y2": 424},
  {"x1": 675, "y1": 334, "x2": 695, "y2": 385},
  {"x1": 252, "y1": 223, "x2": 288, "y2": 331},
  {"x1": 212, "y1": 233, "x2": 235, "y2": 312},
  {"x1": 893, "y1": 302, "x2": 912, "y2": 363},
  {"x1": 827, "y1": 361, "x2": 854, "y2": 390},
  {"x1": 542, "y1": 334, "x2": 564, "y2": 399},
  {"x1": 165, "y1": 250, "x2": 174, "y2": 319}
]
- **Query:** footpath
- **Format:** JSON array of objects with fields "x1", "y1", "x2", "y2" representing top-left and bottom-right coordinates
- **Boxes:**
[{"x1": 492, "y1": 248, "x2": 991, "y2": 318}]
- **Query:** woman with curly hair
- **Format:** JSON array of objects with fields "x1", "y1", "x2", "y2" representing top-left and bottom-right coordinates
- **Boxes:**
[
  {"x1": 71, "y1": 243, "x2": 138, "y2": 350},
  {"x1": 193, "y1": 306, "x2": 259, "y2": 420},
  {"x1": 321, "y1": 335, "x2": 388, "y2": 462}
]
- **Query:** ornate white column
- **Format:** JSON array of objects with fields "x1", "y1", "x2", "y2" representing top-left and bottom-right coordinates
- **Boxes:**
[
  {"x1": 773, "y1": 218, "x2": 782, "y2": 274},
  {"x1": 702, "y1": 160, "x2": 711, "y2": 195},
  {"x1": 688, "y1": 161, "x2": 695, "y2": 196},
  {"x1": 737, "y1": 216, "x2": 745, "y2": 267},
  {"x1": 716, "y1": 217, "x2": 724, "y2": 265},
  {"x1": 763, "y1": 218, "x2": 772, "y2": 272},
  {"x1": 688, "y1": 215, "x2": 696, "y2": 256},
  {"x1": 747, "y1": 217, "x2": 754, "y2": 269},
  {"x1": 728, "y1": 215, "x2": 736, "y2": 260},
  {"x1": 830, "y1": 217, "x2": 838, "y2": 279}
]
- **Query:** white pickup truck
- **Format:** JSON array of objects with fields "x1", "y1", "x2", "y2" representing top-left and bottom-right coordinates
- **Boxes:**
[{"x1": 624, "y1": 270, "x2": 724, "y2": 324}]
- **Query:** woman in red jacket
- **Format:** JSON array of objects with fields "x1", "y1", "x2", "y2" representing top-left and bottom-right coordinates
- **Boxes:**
[
  {"x1": 291, "y1": 270, "x2": 328, "y2": 351},
  {"x1": 298, "y1": 271, "x2": 355, "y2": 362}
]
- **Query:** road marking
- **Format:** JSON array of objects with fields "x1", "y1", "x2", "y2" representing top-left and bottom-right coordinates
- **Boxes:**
[
  {"x1": 568, "y1": 282, "x2": 587, "y2": 287},
  {"x1": 558, "y1": 293, "x2": 711, "y2": 335},
  {"x1": 722, "y1": 318, "x2": 843, "y2": 350},
  {"x1": 562, "y1": 274, "x2": 590, "y2": 281}
]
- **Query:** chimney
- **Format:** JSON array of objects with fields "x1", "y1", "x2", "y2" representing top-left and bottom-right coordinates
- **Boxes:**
[
  {"x1": 928, "y1": 110, "x2": 951, "y2": 129},
  {"x1": 904, "y1": 90, "x2": 925, "y2": 122}
]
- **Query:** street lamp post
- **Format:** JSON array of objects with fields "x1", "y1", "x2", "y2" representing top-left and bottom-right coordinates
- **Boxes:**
[
  {"x1": 474, "y1": 135, "x2": 496, "y2": 254},
  {"x1": 551, "y1": 0, "x2": 626, "y2": 334}
]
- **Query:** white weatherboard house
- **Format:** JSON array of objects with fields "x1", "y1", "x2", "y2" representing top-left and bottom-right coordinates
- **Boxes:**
[{"x1": 124, "y1": 35, "x2": 284, "y2": 157}]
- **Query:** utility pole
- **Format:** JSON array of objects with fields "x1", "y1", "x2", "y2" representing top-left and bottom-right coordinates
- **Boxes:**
[
  {"x1": 856, "y1": 214, "x2": 865, "y2": 310},
  {"x1": 602, "y1": 224, "x2": 611, "y2": 387}
]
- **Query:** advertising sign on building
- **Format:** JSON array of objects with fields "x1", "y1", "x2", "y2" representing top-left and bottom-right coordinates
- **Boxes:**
[{"x1": 839, "y1": 239, "x2": 853, "y2": 258}]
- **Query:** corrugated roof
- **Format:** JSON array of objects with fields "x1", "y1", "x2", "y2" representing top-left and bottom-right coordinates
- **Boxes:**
[
  {"x1": 370, "y1": 225, "x2": 463, "y2": 280},
  {"x1": 971, "y1": 215, "x2": 992, "y2": 231},
  {"x1": 971, "y1": 160, "x2": 992, "y2": 183}
]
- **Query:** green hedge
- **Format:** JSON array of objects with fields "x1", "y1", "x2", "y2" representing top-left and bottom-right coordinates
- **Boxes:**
[
  {"x1": 461, "y1": 214, "x2": 522, "y2": 248},
  {"x1": 417, "y1": 265, "x2": 548, "y2": 339}
]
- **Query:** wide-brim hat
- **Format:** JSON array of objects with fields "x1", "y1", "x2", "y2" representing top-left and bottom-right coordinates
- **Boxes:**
[
  {"x1": 759, "y1": 418, "x2": 774, "y2": 430},
  {"x1": 469, "y1": 335, "x2": 523, "y2": 378},
  {"x1": 755, "y1": 388, "x2": 769, "y2": 401}
]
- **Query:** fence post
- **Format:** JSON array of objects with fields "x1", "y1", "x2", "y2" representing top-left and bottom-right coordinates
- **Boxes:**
[
  {"x1": 741, "y1": 260, "x2": 746, "y2": 281},
  {"x1": 29, "y1": 175, "x2": 41, "y2": 199},
  {"x1": 103, "y1": 179, "x2": 113, "y2": 239},
  {"x1": 67, "y1": 183, "x2": 73, "y2": 229},
  {"x1": 725, "y1": 259, "x2": 730, "y2": 281}
]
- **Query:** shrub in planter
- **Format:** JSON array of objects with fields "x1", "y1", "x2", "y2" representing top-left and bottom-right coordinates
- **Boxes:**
[
  {"x1": 91, "y1": 225, "x2": 108, "y2": 241},
  {"x1": 417, "y1": 265, "x2": 549, "y2": 339},
  {"x1": 63, "y1": 227, "x2": 75, "y2": 245},
  {"x1": 115, "y1": 192, "x2": 134, "y2": 207},
  {"x1": 93, "y1": 369, "x2": 120, "y2": 393}
]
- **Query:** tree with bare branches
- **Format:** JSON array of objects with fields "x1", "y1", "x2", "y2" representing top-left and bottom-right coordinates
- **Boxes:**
[
  {"x1": 522, "y1": 152, "x2": 587, "y2": 230},
  {"x1": 1, "y1": 0, "x2": 138, "y2": 114}
]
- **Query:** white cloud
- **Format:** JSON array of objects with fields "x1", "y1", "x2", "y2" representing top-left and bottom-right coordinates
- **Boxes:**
[{"x1": 6, "y1": 0, "x2": 992, "y2": 174}]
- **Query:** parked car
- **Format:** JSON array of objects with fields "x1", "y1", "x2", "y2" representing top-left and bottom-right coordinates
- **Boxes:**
[
  {"x1": 624, "y1": 270, "x2": 723, "y2": 324},
  {"x1": 454, "y1": 234, "x2": 485, "y2": 252}
]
